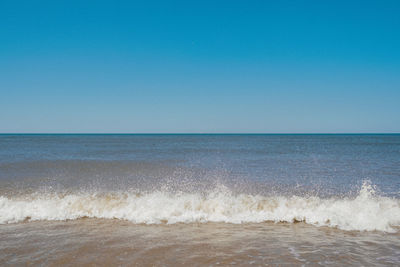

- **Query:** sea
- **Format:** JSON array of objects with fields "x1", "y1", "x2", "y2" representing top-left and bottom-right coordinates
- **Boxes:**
[{"x1": 0, "y1": 134, "x2": 399, "y2": 266}]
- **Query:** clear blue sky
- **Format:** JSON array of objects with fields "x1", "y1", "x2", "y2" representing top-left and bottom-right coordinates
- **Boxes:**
[{"x1": 1, "y1": 0, "x2": 399, "y2": 133}]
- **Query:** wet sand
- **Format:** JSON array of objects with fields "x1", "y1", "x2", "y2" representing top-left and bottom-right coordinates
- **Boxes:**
[{"x1": 1, "y1": 219, "x2": 399, "y2": 266}]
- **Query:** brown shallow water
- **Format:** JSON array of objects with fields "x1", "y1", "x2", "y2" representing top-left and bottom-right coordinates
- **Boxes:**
[{"x1": 1, "y1": 219, "x2": 399, "y2": 266}]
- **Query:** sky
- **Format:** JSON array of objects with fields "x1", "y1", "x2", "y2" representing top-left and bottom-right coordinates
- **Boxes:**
[{"x1": 0, "y1": 0, "x2": 399, "y2": 133}]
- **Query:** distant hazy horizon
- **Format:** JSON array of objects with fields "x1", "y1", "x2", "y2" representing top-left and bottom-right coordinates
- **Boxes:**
[{"x1": 1, "y1": 132, "x2": 399, "y2": 135}]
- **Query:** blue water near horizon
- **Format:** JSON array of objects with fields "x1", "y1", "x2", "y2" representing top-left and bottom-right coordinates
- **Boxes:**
[{"x1": 0, "y1": 134, "x2": 399, "y2": 197}]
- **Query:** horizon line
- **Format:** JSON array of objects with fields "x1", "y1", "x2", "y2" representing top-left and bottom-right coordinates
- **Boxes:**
[{"x1": 0, "y1": 132, "x2": 399, "y2": 135}]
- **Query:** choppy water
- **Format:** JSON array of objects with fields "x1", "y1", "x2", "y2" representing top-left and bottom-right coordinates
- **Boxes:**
[{"x1": 0, "y1": 134, "x2": 399, "y2": 265}]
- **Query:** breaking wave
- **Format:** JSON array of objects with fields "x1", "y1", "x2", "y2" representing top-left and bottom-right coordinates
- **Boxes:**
[{"x1": 0, "y1": 182, "x2": 399, "y2": 232}]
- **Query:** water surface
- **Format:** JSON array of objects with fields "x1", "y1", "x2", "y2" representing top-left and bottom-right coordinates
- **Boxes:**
[{"x1": 1, "y1": 134, "x2": 399, "y2": 265}]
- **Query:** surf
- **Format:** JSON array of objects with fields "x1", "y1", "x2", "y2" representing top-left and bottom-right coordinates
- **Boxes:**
[{"x1": 0, "y1": 182, "x2": 399, "y2": 232}]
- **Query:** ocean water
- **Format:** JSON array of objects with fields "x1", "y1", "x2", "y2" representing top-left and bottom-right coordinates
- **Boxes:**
[{"x1": 0, "y1": 134, "x2": 399, "y2": 265}]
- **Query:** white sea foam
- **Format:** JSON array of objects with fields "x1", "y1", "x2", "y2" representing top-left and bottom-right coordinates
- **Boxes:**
[{"x1": 0, "y1": 182, "x2": 399, "y2": 232}]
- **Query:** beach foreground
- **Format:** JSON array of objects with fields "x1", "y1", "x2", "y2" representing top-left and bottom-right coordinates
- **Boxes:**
[{"x1": 1, "y1": 219, "x2": 399, "y2": 266}]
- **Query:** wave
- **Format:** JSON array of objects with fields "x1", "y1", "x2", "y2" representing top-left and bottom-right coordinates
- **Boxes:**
[{"x1": 0, "y1": 182, "x2": 399, "y2": 232}]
